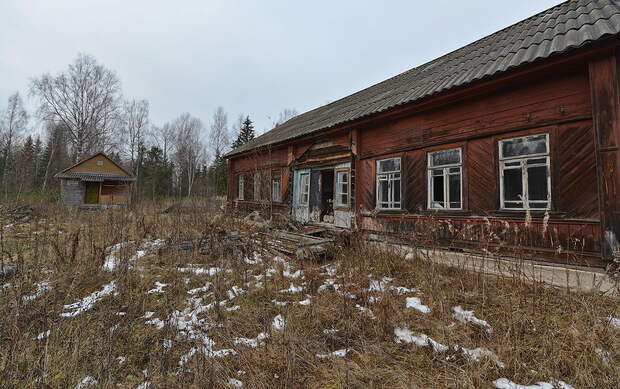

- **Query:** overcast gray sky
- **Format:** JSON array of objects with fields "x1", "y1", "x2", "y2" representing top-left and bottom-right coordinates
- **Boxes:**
[{"x1": 1, "y1": 0, "x2": 561, "y2": 137}]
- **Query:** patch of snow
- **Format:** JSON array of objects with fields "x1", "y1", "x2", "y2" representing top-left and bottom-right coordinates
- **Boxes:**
[
  {"x1": 163, "y1": 339, "x2": 172, "y2": 350},
  {"x1": 23, "y1": 280, "x2": 51, "y2": 302},
  {"x1": 226, "y1": 305, "x2": 241, "y2": 311},
  {"x1": 405, "y1": 297, "x2": 430, "y2": 313},
  {"x1": 321, "y1": 264, "x2": 338, "y2": 276},
  {"x1": 245, "y1": 252, "x2": 262, "y2": 265},
  {"x1": 297, "y1": 297, "x2": 311, "y2": 306},
  {"x1": 453, "y1": 306, "x2": 493, "y2": 333},
  {"x1": 60, "y1": 281, "x2": 116, "y2": 317},
  {"x1": 355, "y1": 304, "x2": 376, "y2": 320},
  {"x1": 316, "y1": 348, "x2": 350, "y2": 359},
  {"x1": 143, "y1": 311, "x2": 155, "y2": 319},
  {"x1": 492, "y1": 378, "x2": 574, "y2": 389},
  {"x1": 116, "y1": 356, "x2": 126, "y2": 364},
  {"x1": 228, "y1": 378, "x2": 244, "y2": 387},
  {"x1": 404, "y1": 252, "x2": 415, "y2": 260},
  {"x1": 367, "y1": 277, "x2": 394, "y2": 292},
  {"x1": 323, "y1": 328, "x2": 338, "y2": 335},
  {"x1": 116, "y1": 311, "x2": 126, "y2": 316},
  {"x1": 147, "y1": 281, "x2": 168, "y2": 294},
  {"x1": 272, "y1": 314, "x2": 286, "y2": 330},
  {"x1": 135, "y1": 381, "x2": 153, "y2": 389},
  {"x1": 595, "y1": 348, "x2": 611, "y2": 365},
  {"x1": 272, "y1": 299, "x2": 288, "y2": 306},
  {"x1": 390, "y1": 286, "x2": 418, "y2": 295},
  {"x1": 227, "y1": 285, "x2": 246, "y2": 300},
  {"x1": 177, "y1": 265, "x2": 223, "y2": 276},
  {"x1": 35, "y1": 330, "x2": 50, "y2": 340},
  {"x1": 394, "y1": 328, "x2": 448, "y2": 353},
  {"x1": 102, "y1": 242, "x2": 131, "y2": 271},
  {"x1": 187, "y1": 282, "x2": 212, "y2": 295},
  {"x1": 318, "y1": 278, "x2": 338, "y2": 292},
  {"x1": 456, "y1": 346, "x2": 505, "y2": 368},
  {"x1": 279, "y1": 283, "x2": 303, "y2": 294},
  {"x1": 76, "y1": 376, "x2": 98, "y2": 388},
  {"x1": 146, "y1": 317, "x2": 165, "y2": 329},
  {"x1": 606, "y1": 316, "x2": 620, "y2": 329},
  {"x1": 234, "y1": 332, "x2": 269, "y2": 348}
]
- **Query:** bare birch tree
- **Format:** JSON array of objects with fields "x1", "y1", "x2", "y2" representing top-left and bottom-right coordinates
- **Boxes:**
[
  {"x1": 0, "y1": 92, "x2": 28, "y2": 196},
  {"x1": 172, "y1": 113, "x2": 205, "y2": 197},
  {"x1": 30, "y1": 53, "x2": 122, "y2": 161},
  {"x1": 151, "y1": 122, "x2": 175, "y2": 162},
  {"x1": 209, "y1": 106, "x2": 229, "y2": 160},
  {"x1": 122, "y1": 99, "x2": 149, "y2": 173}
]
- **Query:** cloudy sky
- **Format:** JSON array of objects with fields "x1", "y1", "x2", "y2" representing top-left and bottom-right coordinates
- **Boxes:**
[{"x1": 1, "y1": 0, "x2": 561, "y2": 137}]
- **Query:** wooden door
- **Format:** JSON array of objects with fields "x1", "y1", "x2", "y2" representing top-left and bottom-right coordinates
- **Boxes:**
[{"x1": 84, "y1": 182, "x2": 100, "y2": 204}]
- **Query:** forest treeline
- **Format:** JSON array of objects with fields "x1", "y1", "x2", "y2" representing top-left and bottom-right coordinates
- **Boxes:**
[{"x1": 0, "y1": 53, "x2": 297, "y2": 202}]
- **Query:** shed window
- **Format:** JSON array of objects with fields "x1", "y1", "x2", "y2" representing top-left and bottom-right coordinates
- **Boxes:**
[
  {"x1": 298, "y1": 173, "x2": 310, "y2": 205},
  {"x1": 499, "y1": 134, "x2": 550, "y2": 210},
  {"x1": 428, "y1": 148, "x2": 462, "y2": 210},
  {"x1": 335, "y1": 169, "x2": 349, "y2": 207},
  {"x1": 97, "y1": 160, "x2": 104, "y2": 166},
  {"x1": 376, "y1": 157, "x2": 401, "y2": 209},
  {"x1": 237, "y1": 175, "x2": 245, "y2": 200},
  {"x1": 272, "y1": 175, "x2": 281, "y2": 202}
]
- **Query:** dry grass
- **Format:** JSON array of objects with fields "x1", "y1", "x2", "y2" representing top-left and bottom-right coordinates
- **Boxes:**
[{"x1": 0, "y1": 202, "x2": 619, "y2": 388}]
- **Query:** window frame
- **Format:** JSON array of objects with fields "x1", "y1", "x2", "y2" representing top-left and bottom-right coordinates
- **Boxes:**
[
  {"x1": 272, "y1": 174, "x2": 281, "y2": 203},
  {"x1": 427, "y1": 147, "x2": 463, "y2": 211},
  {"x1": 498, "y1": 133, "x2": 551, "y2": 211},
  {"x1": 254, "y1": 171, "x2": 262, "y2": 201},
  {"x1": 298, "y1": 172, "x2": 310, "y2": 206},
  {"x1": 334, "y1": 168, "x2": 350, "y2": 209},
  {"x1": 237, "y1": 174, "x2": 245, "y2": 201},
  {"x1": 376, "y1": 157, "x2": 402, "y2": 210}
]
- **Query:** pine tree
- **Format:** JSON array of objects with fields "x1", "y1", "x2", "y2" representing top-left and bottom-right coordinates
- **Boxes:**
[{"x1": 231, "y1": 116, "x2": 255, "y2": 149}]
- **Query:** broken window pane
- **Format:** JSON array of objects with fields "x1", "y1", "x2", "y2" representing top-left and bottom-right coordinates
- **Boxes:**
[{"x1": 501, "y1": 134, "x2": 547, "y2": 158}]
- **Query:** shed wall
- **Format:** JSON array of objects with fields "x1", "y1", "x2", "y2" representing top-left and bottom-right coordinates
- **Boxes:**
[{"x1": 60, "y1": 179, "x2": 85, "y2": 206}]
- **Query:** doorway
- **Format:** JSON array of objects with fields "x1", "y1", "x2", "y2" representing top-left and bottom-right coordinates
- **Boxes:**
[
  {"x1": 320, "y1": 169, "x2": 334, "y2": 223},
  {"x1": 84, "y1": 182, "x2": 100, "y2": 204}
]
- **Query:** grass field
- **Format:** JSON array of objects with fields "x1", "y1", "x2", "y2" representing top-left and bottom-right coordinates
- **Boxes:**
[{"x1": 1, "y1": 203, "x2": 619, "y2": 388}]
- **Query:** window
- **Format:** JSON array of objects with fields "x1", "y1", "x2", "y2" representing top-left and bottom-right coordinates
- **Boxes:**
[
  {"x1": 499, "y1": 133, "x2": 551, "y2": 210},
  {"x1": 97, "y1": 160, "x2": 104, "y2": 166},
  {"x1": 428, "y1": 148, "x2": 462, "y2": 210},
  {"x1": 237, "y1": 175, "x2": 245, "y2": 200},
  {"x1": 335, "y1": 169, "x2": 349, "y2": 207},
  {"x1": 254, "y1": 172, "x2": 262, "y2": 201},
  {"x1": 376, "y1": 157, "x2": 401, "y2": 209},
  {"x1": 298, "y1": 173, "x2": 310, "y2": 205},
  {"x1": 272, "y1": 175, "x2": 281, "y2": 202}
]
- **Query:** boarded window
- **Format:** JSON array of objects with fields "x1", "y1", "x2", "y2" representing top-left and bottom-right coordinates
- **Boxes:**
[
  {"x1": 376, "y1": 157, "x2": 401, "y2": 209},
  {"x1": 499, "y1": 134, "x2": 551, "y2": 210},
  {"x1": 428, "y1": 148, "x2": 462, "y2": 210}
]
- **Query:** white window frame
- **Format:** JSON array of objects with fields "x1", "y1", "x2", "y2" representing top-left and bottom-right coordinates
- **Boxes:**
[
  {"x1": 237, "y1": 175, "x2": 245, "y2": 200},
  {"x1": 427, "y1": 148, "x2": 463, "y2": 210},
  {"x1": 298, "y1": 172, "x2": 310, "y2": 206},
  {"x1": 499, "y1": 133, "x2": 551, "y2": 210},
  {"x1": 376, "y1": 157, "x2": 401, "y2": 210},
  {"x1": 254, "y1": 171, "x2": 262, "y2": 201},
  {"x1": 334, "y1": 169, "x2": 350, "y2": 208},
  {"x1": 272, "y1": 175, "x2": 281, "y2": 202}
]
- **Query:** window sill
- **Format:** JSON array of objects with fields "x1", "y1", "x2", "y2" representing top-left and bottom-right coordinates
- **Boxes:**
[
  {"x1": 419, "y1": 209, "x2": 472, "y2": 216},
  {"x1": 489, "y1": 209, "x2": 566, "y2": 218}
]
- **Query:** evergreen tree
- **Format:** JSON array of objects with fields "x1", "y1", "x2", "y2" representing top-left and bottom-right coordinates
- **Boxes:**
[{"x1": 231, "y1": 116, "x2": 255, "y2": 149}]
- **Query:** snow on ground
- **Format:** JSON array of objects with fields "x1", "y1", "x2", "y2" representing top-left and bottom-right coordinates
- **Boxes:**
[
  {"x1": 316, "y1": 348, "x2": 350, "y2": 359},
  {"x1": 234, "y1": 332, "x2": 269, "y2": 348},
  {"x1": 452, "y1": 306, "x2": 493, "y2": 333},
  {"x1": 75, "y1": 376, "x2": 98, "y2": 388},
  {"x1": 606, "y1": 316, "x2": 620, "y2": 329},
  {"x1": 23, "y1": 280, "x2": 51, "y2": 302},
  {"x1": 134, "y1": 382, "x2": 152, "y2": 389},
  {"x1": 147, "y1": 281, "x2": 168, "y2": 294},
  {"x1": 279, "y1": 283, "x2": 303, "y2": 294},
  {"x1": 228, "y1": 378, "x2": 244, "y2": 387},
  {"x1": 355, "y1": 304, "x2": 376, "y2": 319},
  {"x1": 187, "y1": 282, "x2": 212, "y2": 295},
  {"x1": 227, "y1": 285, "x2": 246, "y2": 300},
  {"x1": 595, "y1": 348, "x2": 611, "y2": 365},
  {"x1": 492, "y1": 378, "x2": 574, "y2": 389},
  {"x1": 177, "y1": 265, "x2": 223, "y2": 276},
  {"x1": 34, "y1": 330, "x2": 50, "y2": 340},
  {"x1": 405, "y1": 297, "x2": 430, "y2": 313},
  {"x1": 272, "y1": 314, "x2": 286, "y2": 330},
  {"x1": 394, "y1": 328, "x2": 449, "y2": 352},
  {"x1": 297, "y1": 297, "x2": 311, "y2": 306},
  {"x1": 244, "y1": 252, "x2": 262, "y2": 265},
  {"x1": 455, "y1": 346, "x2": 506, "y2": 368},
  {"x1": 367, "y1": 277, "x2": 394, "y2": 292},
  {"x1": 60, "y1": 281, "x2": 117, "y2": 317},
  {"x1": 103, "y1": 239, "x2": 165, "y2": 271}
]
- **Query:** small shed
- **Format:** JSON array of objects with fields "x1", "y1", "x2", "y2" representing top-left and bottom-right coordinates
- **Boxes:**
[{"x1": 54, "y1": 153, "x2": 136, "y2": 206}]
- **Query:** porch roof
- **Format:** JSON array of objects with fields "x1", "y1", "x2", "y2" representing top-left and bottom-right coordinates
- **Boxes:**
[{"x1": 55, "y1": 172, "x2": 136, "y2": 182}]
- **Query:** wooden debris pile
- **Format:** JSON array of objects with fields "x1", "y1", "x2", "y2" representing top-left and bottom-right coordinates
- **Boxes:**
[{"x1": 257, "y1": 230, "x2": 333, "y2": 260}]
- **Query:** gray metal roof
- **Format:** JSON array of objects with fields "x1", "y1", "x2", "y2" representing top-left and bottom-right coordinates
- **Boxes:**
[
  {"x1": 54, "y1": 172, "x2": 136, "y2": 182},
  {"x1": 227, "y1": 0, "x2": 620, "y2": 157}
]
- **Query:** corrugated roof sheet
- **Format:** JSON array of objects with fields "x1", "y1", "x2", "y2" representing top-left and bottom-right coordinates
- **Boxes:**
[
  {"x1": 227, "y1": 0, "x2": 620, "y2": 157},
  {"x1": 55, "y1": 172, "x2": 136, "y2": 182}
]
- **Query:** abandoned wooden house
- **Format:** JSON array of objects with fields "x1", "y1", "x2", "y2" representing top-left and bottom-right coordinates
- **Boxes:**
[
  {"x1": 55, "y1": 152, "x2": 135, "y2": 207},
  {"x1": 226, "y1": 0, "x2": 620, "y2": 267}
]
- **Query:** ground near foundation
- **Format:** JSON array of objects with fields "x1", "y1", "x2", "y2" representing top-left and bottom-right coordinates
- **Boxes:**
[{"x1": 1, "y1": 202, "x2": 619, "y2": 388}]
